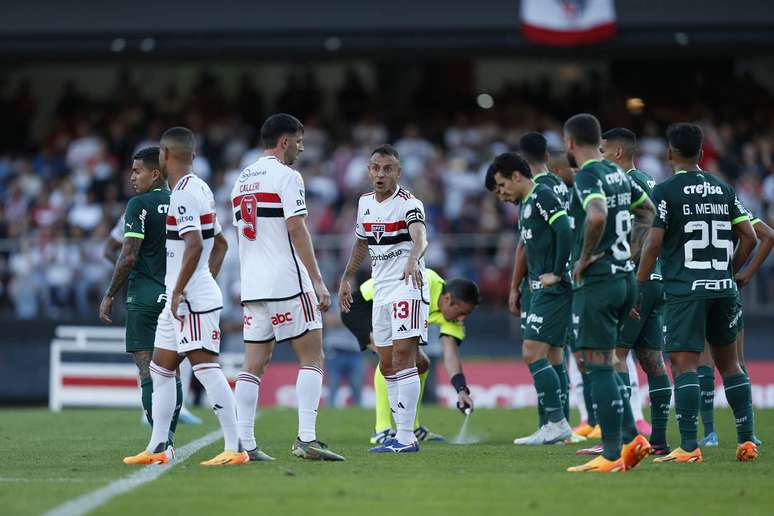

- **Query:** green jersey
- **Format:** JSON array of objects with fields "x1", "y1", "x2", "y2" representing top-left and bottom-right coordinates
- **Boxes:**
[
  {"x1": 650, "y1": 170, "x2": 749, "y2": 299},
  {"x1": 626, "y1": 168, "x2": 662, "y2": 278},
  {"x1": 533, "y1": 171, "x2": 571, "y2": 212},
  {"x1": 573, "y1": 159, "x2": 648, "y2": 280},
  {"x1": 124, "y1": 188, "x2": 170, "y2": 311},
  {"x1": 519, "y1": 183, "x2": 572, "y2": 284}
]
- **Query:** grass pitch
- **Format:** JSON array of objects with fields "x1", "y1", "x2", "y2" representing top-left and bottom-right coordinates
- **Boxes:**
[{"x1": 1, "y1": 407, "x2": 772, "y2": 515}]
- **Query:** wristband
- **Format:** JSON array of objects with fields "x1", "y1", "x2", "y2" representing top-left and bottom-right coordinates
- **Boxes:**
[{"x1": 451, "y1": 373, "x2": 469, "y2": 394}]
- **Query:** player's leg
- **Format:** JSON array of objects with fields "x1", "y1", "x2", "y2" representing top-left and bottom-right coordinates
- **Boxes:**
[
  {"x1": 635, "y1": 347, "x2": 671, "y2": 453},
  {"x1": 177, "y1": 358, "x2": 201, "y2": 424},
  {"x1": 548, "y1": 346, "x2": 570, "y2": 422},
  {"x1": 626, "y1": 354, "x2": 648, "y2": 430},
  {"x1": 613, "y1": 347, "x2": 638, "y2": 444},
  {"x1": 392, "y1": 335, "x2": 421, "y2": 447},
  {"x1": 697, "y1": 343, "x2": 718, "y2": 446},
  {"x1": 132, "y1": 351, "x2": 154, "y2": 425},
  {"x1": 411, "y1": 348, "x2": 443, "y2": 441}
]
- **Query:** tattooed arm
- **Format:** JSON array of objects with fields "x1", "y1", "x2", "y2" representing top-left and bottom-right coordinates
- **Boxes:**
[
  {"x1": 629, "y1": 196, "x2": 655, "y2": 262},
  {"x1": 99, "y1": 237, "x2": 142, "y2": 323},
  {"x1": 572, "y1": 198, "x2": 607, "y2": 284}
]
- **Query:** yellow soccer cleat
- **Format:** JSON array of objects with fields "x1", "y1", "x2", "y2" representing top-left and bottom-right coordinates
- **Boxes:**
[
  {"x1": 653, "y1": 447, "x2": 703, "y2": 463},
  {"x1": 736, "y1": 441, "x2": 759, "y2": 462},
  {"x1": 621, "y1": 435, "x2": 652, "y2": 470},
  {"x1": 200, "y1": 450, "x2": 250, "y2": 466},
  {"x1": 567, "y1": 455, "x2": 625, "y2": 473},
  {"x1": 587, "y1": 425, "x2": 602, "y2": 439},
  {"x1": 573, "y1": 422, "x2": 595, "y2": 438},
  {"x1": 123, "y1": 447, "x2": 173, "y2": 465}
]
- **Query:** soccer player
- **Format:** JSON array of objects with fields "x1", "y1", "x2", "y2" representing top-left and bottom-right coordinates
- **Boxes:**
[
  {"x1": 637, "y1": 123, "x2": 758, "y2": 463},
  {"x1": 601, "y1": 128, "x2": 672, "y2": 455},
  {"x1": 488, "y1": 152, "x2": 574, "y2": 445},
  {"x1": 339, "y1": 144, "x2": 429, "y2": 453},
  {"x1": 340, "y1": 268, "x2": 480, "y2": 444},
  {"x1": 231, "y1": 113, "x2": 344, "y2": 462},
  {"x1": 123, "y1": 127, "x2": 246, "y2": 466},
  {"x1": 563, "y1": 114, "x2": 655, "y2": 473}
]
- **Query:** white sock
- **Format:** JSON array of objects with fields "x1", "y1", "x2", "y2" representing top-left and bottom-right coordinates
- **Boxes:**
[
  {"x1": 193, "y1": 363, "x2": 239, "y2": 451},
  {"x1": 395, "y1": 367, "x2": 420, "y2": 445},
  {"x1": 147, "y1": 362, "x2": 176, "y2": 452},
  {"x1": 179, "y1": 358, "x2": 193, "y2": 407},
  {"x1": 235, "y1": 372, "x2": 261, "y2": 450},
  {"x1": 297, "y1": 366, "x2": 323, "y2": 442},
  {"x1": 568, "y1": 356, "x2": 588, "y2": 422},
  {"x1": 626, "y1": 354, "x2": 645, "y2": 421}
]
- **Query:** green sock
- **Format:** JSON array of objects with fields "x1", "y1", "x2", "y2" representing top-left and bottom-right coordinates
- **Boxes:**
[
  {"x1": 647, "y1": 374, "x2": 672, "y2": 446},
  {"x1": 140, "y1": 377, "x2": 153, "y2": 425},
  {"x1": 553, "y1": 363, "x2": 569, "y2": 422},
  {"x1": 413, "y1": 371, "x2": 428, "y2": 430},
  {"x1": 617, "y1": 372, "x2": 638, "y2": 443},
  {"x1": 697, "y1": 365, "x2": 715, "y2": 436},
  {"x1": 674, "y1": 372, "x2": 700, "y2": 452},
  {"x1": 587, "y1": 364, "x2": 622, "y2": 461},
  {"x1": 373, "y1": 366, "x2": 393, "y2": 432},
  {"x1": 528, "y1": 358, "x2": 564, "y2": 424},
  {"x1": 167, "y1": 378, "x2": 183, "y2": 446},
  {"x1": 723, "y1": 373, "x2": 754, "y2": 444},
  {"x1": 583, "y1": 371, "x2": 597, "y2": 426},
  {"x1": 740, "y1": 364, "x2": 749, "y2": 376}
]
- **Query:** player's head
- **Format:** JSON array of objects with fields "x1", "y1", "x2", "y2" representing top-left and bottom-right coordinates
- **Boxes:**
[
  {"x1": 484, "y1": 162, "x2": 508, "y2": 202},
  {"x1": 490, "y1": 152, "x2": 532, "y2": 203},
  {"x1": 548, "y1": 150, "x2": 575, "y2": 186},
  {"x1": 368, "y1": 144, "x2": 401, "y2": 197},
  {"x1": 601, "y1": 127, "x2": 637, "y2": 168},
  {"x1": 563, "y1": 113, "x2": 602, "y2": 167},
  {"x1": 159, "y1": 127, "x2": 196, "y2": 173},
  {"x1": 130, "y1": 146, "x2": 162, "y2": 193},
  {"x1": 261, "y1": 113, "x2": 304, "y2": 165},
  {"x1": 519, "y1": 132, "x2": 549, "y2": 166},
  {"x1": 666, "y1": 123, "x2": 703, "y2": 166},
  {"x1": 439, "y1": 278, "x2": 480, "y2": 322}
]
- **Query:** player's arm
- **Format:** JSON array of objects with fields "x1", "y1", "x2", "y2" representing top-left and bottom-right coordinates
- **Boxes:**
[
  {"x1": 629, "y1": 185, "x2": 655, "y2": 262},
  {"x1": 572, "y1": 197, "x2": 606, "y2": 283},
  {"x1": 440, "y1": 335, "x2": 474, "y2": 413},
  {"x1": 509, "y1": 238, "x2": 526, "y2": 316},
  {"x1": 103, "y1": 237, "x2": 122, "y2": 264},
  {"x1": 287, "y1": 215, "x2": 331, "y2": 312},
  {"x1": 540, "y1": 194, "x2": 571, "y2": 287},
  {"x1": 99, "y1": 236, "x2": 142, "y2": 323},
  {"x1": 339, "y1": 238, "x2": 369, "y2": 313},
  {"x1": 402, "y1": 220, "x2": 428, "y2": 289},
  {"x1": 208, "y1": 232, "x2": 228, "y2": 279},
  {"x1": 735, "y1": 220, "x2": 774, "y2": 287},
  {"x1": 731, "y1": 219, "x2": 756, "y2": 274}
]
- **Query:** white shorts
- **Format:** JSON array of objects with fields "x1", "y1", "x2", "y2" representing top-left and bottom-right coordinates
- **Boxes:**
[
  {"x1": 243, "y1": 292, "x2": 322, "y2": 343},
  {"x1": 372, "y1": 299, "x2": 428, "y2": 347},
  {"x1": 155, "y1": 302, "x2": 222, "y2": 355}
]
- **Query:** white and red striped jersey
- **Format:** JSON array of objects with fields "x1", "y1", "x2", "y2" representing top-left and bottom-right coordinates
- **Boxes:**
[
  {"x1": 355, "y1": 185, "x2": 429, "y2": 305},
  {"x1": 166, "y1": 173, "x2": 223, "y2": 312},
  {"x1": 231, "y1": 156, "x2": 312, "y2": 302}
]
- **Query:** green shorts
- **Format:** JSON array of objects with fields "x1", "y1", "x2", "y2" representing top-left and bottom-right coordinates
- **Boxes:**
[
  {"x1": 734, "y1": 293, "x2": 744, "y2": 333},
  {"x1": 619, "y1": 280, "x2": 664, "y2": 350},
  {"x1": 523, "y1": 282, "x2": 572, "y2": 347},
  {"x1": 574, "y1": 273, "x2": 635, "y2": 350},
  {"x1": 664, "y1": 295, "x2": 739, "y2": 353},
  {"x1": 519, "y1": 278, "x2": 531, "y2": 333},
  {"x1": 567, "y1": 312, "x2": 580, "y2": 353},
  {"x1": 126, "y1": 309, "x2": 160, "y2": 353}
]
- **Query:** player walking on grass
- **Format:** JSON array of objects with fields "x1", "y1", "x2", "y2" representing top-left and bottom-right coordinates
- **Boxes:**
[
  {"x1": 339, "y1": 144, "x2": 429, "y2": 453},
  {"x1": 563, "y1": 114, "x2": 656, "y2": 473},
  {"x1": 231, "y1": 113, "x2": 344, "y2": 462},
  {"x1": 636, "y1": 123, "x2": 759, "y2": 464},
  {"x1": 123, "y1": 127, "x2": 245, "y2": 466}
]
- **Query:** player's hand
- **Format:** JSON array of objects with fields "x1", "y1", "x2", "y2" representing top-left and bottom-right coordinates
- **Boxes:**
[
  {"x1": 572, "y1": 253, "x2": 604, "y2": 284},
  {"x1": 629, "y1": 281, "x2": 645, "y2": 320},
  {"x1": 539, "y1": 273, "x2": 561, "y2": 288},
  {"x1": 98, "y1": 294, "x2": 113, "y2": 324},
  {"x1": 734, "y1": 271, "x2": 752, "y2": 288},
  {"x1": 170, "y1": 291, "x2": 185, "y2": 323},
  {"x1": 313, "y1": 278, "x2": 331, "y2": 312},
  {"x1": 456, "y1": 391, "x2": 474, "y2": 414},
  {"x1": 508, "y1": 288, "x2": 521, "y2": 317},
  {"x1": 338, "y1": 279, "x2": 353, "y2": 313},
  {"x1": 402, "y1": 260, "x2": 423, "y2": 290}
]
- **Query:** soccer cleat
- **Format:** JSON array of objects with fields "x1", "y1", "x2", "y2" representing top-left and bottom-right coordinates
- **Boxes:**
[
  {"x1": 635, "y1": 419, "x2": 652, "y2": 437},
  {"x1": 514, "y1": 420, "x2": 572, "y2": 445},
  {"x1": 752, "y1": 435, "x2": 763, "y2": 446},
  {"x1": 587, "y1": 425, "x2": 602, "y2": 439},
  {"x1": 246, "y1": 448, "x2": 275, "y2": 462},
  {"x1": 576, "y1": 444, "x2": 604, "y2": 456},
  {"x1": 370, "y1": 428, "x2": 395, "y2": 445},
  {"x1": 123, "y1": 446, "x2": 174, "y2": 465},
  {"x1": 414, "y1": 425, "x2": 445, "y2": 442},
  {"x1": 369, "y1": 438, "x2": 420, "y2": 453},
  {"x1": 653, "y1": 447, "x2": 703, "y2": 463},
  {"x1": 573, "y1": 422, "x2": 594, "y2": 437},
  {"x1": 698, "y1": 431, "x2": 719, "y2": 448},
  {"x1": 200, "y1": 450, "x2": 250, "y2": 466},
  {"x1": 564, "y1": 433, "x2": 588, "y2": 444},
  {"x1": 736, "y1": 441, "x2": 759, "y2": 462},
  {"x1": 291, "y1": 438, "x2": 345, "y2": 461},
  {"x1": 567, "y1": 455, "x2": 625, "y2": 473},
  {"x1": 179, "y1": 407, "x2": 203, "y2": 425},
  {"x1": 651, "y1": 444, "x2": 672, "y2": 456},
  {"x1": 621, "y1": 435, "x2": 652, "y2": 470}
]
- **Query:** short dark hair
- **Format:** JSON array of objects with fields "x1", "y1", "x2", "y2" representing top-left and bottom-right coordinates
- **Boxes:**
[
  {"x1": 602, "y1": 127, "x2": 637, "y2": 158},
  {"x1": 370, "y1": 144, "x2": 400, "y2": 161},
  {"x1": 260, "y1": 113, "x2": 304, "y2": 149},
  {"x1": 666, "y1": 123, "x2": 703, "y2": 160},
  {"x1": 161, "y1": 127, "x2": 196, "y2": 159},
  {"x1": 519, "y1": 132, "x2": 548, "y2": 164},
  {"x1": 491, "y1": 152, "x2": 532, "y2": 179},
  {"x1": 564, "y1": 113, "x2": 602, "y2": 146},
  {"x1": 484, "y1": 163, "x2": 497, "y2": 192},
  {"x1": 443, "y1": 278, "x2": 481, "y2": 306},
  {"x1": 132, "y1": 146, "x2": 160, "y2": 171}
]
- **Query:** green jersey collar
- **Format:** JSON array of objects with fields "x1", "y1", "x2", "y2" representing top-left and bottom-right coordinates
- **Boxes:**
[
  {"x1": 522, "y1": 182, "x2": 538, "y2": 204},
  {"x1": 580, "y1": 159, "x2": 600, "y2": 169}
]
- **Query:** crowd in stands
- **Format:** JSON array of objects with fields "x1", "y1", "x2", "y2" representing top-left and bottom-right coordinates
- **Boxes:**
[{"x1": 1, "y1": 66, "x2": 774, "y2": 321}]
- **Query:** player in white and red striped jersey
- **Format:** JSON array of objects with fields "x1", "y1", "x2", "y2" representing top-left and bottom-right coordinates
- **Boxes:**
[
  {"x1": 122, "y1": 127, "x2": 246, "y2": 467},
  {"x1": 339, "y1": 144, "x2": 429, "y2": 453},
  {"x1": 231, "y1": 113, "x2": 344, "y2": 462}
]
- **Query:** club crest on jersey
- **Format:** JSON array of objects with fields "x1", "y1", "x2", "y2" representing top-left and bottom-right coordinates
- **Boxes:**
[
  {"x1": 523, "y1": 204, "x2": 532, "y2": 219},
  {"x1": 371, "y1": 223, "x2": 386, "y2": 243}
]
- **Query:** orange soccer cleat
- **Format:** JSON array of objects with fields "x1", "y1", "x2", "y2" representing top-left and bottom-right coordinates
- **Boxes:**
[
  {"x1": 200, "y1": 450, "x2": 250, "y2": 466},
  {"x1": 621, "y1": 435, "x2": 652, "y2": 470},
  {"x1": 567, "y1": 455, "x2": 625, "y2": 473},
  {"x1": 123, "y1": 447, "x2": 174, "y2": 465},
  {"x1": 573, "y1": 422, "x2": 595, "y2": 437},
  {"x1": 587, "y1": 425, "x2": 602, "y2": 439},
  {"x1": 736, "y1": 441, "x2": 759, "y2": 462},
  {"x1": 653, "y1": 447, "x2": 703, "y2": 464}
]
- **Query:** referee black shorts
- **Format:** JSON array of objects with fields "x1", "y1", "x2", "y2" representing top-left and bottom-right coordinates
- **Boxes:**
[{"x1": 340, "y1": 290, "x2": 373, "y2": 351}]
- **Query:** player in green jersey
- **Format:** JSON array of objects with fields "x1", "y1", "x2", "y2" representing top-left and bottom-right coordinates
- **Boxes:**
[
  {"x1": 99, "y1": 147, "x2": 183, "y2": 444},
  {"x1": 637, "y1": 123, "x2": 759, "y2": 463},
  {"x1": 489, "y1": 151, "x2": 574, "y2": 445},
  {"x1": 563, "y1": 114, "x2": 656, "y2": 473},
  {"x1": 601, "y1": 128, "x2": 673, "y2": 456}
]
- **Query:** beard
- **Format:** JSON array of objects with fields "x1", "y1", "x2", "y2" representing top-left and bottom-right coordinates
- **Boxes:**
[{"x1": 566, "y1": 151, "x2": 578, "y2": 169}]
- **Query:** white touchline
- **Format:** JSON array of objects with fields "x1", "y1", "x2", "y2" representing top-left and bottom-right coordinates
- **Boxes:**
[{"x1": 43, "y1": 430, "x2": 222, "y2": 516}]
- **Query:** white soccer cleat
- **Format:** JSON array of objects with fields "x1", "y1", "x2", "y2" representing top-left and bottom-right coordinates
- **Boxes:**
[{"x1": 514, "y1": 420, "x2": 572, "y2": 445}]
